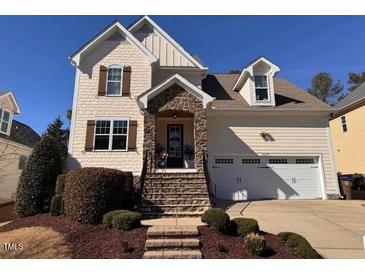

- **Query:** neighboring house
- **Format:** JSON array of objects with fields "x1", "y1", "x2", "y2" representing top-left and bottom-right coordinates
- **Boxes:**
[
  {"x1": 67, "y1": 16, "x2": 339, "y2": 215},
  {"x1": 0, "y1": 91, "x2": 40, "y2": 204},
  {"x1": 330, "y1": 83, "x2": 365, "y2": 175}
]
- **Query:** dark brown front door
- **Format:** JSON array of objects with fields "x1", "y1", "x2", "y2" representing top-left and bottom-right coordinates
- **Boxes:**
[{"x1": 167, "y1": 124, "x2": 183, "y2": 168}]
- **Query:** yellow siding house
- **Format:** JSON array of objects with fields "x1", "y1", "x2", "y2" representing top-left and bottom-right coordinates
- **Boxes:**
[{"x1": 330, "y1": 82, "x2": 365, "y2": 174}]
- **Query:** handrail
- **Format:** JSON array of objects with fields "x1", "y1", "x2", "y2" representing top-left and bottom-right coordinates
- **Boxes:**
[{"x1": 203, "y1": 150, "x2": 214, "y2": 203}]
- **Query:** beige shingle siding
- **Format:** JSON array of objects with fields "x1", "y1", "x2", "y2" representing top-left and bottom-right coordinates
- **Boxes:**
[
  {"x1": 0, "y1": 139, "x2": 32, "y2": 203},
  {"x1": 330, "y1": 104, "x2": 365, "y2": 174},
  {"x1": 68, "y1": 40, "x2": 151, "y2": 173},
  {"x1": 208, "y1": 112, "x2": 338, "y2": 194}
]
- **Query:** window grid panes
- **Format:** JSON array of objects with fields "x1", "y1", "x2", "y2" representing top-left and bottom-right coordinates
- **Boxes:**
[
  {"x1": 0, "y1": 108, "x2": 10, "y2": 134},
  {"x1": 341, "y1": 116, "x2": 347, "y2": 132},
  {"x1": 296, "y1": 158, "x2": 315, "y2": 164},
  {"x1": 215, "y1": 158, "x2": 234, "y2": 164},
  {"x1": 18, "y1": 155, "x2": 28, "y2": 170},
  {"x1": 94, "y1": 120, "x2": 128, "y2": 151},
  {"x1": 106, "y1": 67, "x2": 122, "y2": 95},
  {"x1": 242, "y1": 159, "x2": 261, "y2": 164},
  {"x1": 269, "y1": 158, "x2": 288, "y2": 164},
  {"x1": 254, "y1": 75, "x2": 269, "y2": 101}
]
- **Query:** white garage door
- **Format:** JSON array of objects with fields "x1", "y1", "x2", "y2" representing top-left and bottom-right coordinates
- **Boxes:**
[{"x1": 210, "y1": 156, "x2": 322, "y2": 201}]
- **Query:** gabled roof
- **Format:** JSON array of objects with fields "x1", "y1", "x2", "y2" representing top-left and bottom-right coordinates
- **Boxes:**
[
  {"x1": 138, "y1": 74, "x2": 214, "y2": 109},
  {"x1": 0, "y1": 91, "x2": 21, "y2": 114},
  {"x1": 69, "y1": 21, "x2": 157, "y2": 66},
  {"x1": 128, "y1": 16, "x2": 208, "y2": 70},
  {"x1": 232, "y1": 56, "x2": 281, "y2": 91},
  {"x1": 203, "y1": 73, "x2": 333, "y2": 112},
  {"x1": 335, "y1": 82, "x2": 365, "y2": 110},
  {"x1": 0, "y1": 119, "x2": 40, "y2": 148}
]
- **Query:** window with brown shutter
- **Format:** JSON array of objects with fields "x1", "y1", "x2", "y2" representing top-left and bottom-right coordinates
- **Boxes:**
[
  {"x1": 85, "y1": 120, "x2": 96, "y2": 151},
  {"x1": 98, "y1": 66, "x2": 107, "y2": 96},
  {"x1": 128, "y1": 120, "x2": 137, "y2": 150},
  {"x1": 122, "y1": 66, "x2": 131, "y2": 96}
]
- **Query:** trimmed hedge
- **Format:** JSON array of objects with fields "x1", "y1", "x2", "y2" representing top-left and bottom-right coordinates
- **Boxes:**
[
  {"x1": 64, "y1": 167, "x2": 132, "y2": 224},
  {"x1": 50, "y1": 194, "x2": 64, "y2": 216},
  {"x1": 244, "y1": 233, "x2": 267, "y2": 256},
  {"x1": 278, "y1": 232, "x2": 320, "y2": 259},
  {"x1": 201, "y1": 208, "x2": 230, "y2": 233},
  {"x1": 15, "y1": 135, "x2": 62, "y2": 217},
  {"x1": 111, "y1": 211, "x2": 142, "y2": 231},
  {"x1": 231, "y1": 218, "x2": 259, "y2": 237},
  {"x1": 103, "y1": 210, "x2": 130, "y2": 228},
  {"x1": 55, "y1": 174, "x2": 66, "y2": 195}
]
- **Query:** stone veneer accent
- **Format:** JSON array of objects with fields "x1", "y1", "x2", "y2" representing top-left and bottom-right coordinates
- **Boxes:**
[{"x1": 143, "y1": 84, "x2": 208, "y2": 172}]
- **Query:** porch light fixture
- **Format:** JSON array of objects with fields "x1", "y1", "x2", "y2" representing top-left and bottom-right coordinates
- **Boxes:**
[{"x1": 173, "y1": 114, "x2": 177, "y2": 119}]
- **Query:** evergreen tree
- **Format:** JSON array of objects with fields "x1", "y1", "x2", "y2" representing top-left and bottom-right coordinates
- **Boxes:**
[
  {"x1": 348, "y1": 72, "x2": 365, "y2": 92},
  {"x1": 308, "y1": 72, "x2": 344, "y2": 106},
  {"x1": 15, "y1": 135, "x2": 62, "y2": 217}
]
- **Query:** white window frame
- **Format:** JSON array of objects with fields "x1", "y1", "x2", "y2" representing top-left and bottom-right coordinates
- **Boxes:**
[
  {"x1": 0, "y1": 107, "x2": 12, "y2": 135},
  {"x1": 93, "y1": 118, "x2": 129, "y2": 152},
  {"x1": 254, "y1": 75, "x2": 269, "y2": 102},
  {"x1": 106, "y1": 65, "x2": 123, "y2": 96},
  {"x1": 341, "y1": 115, "x2": 347, "y2": 133}
]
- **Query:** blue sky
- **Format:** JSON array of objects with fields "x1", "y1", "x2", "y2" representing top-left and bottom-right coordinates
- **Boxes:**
[{"x1": 1, "y1": 15, "x2": 365, "y2": 134}]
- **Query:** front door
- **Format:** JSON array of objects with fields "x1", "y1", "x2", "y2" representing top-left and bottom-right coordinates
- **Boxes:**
[{"x1": 167, "y1": 124, "x2": 183, "y2": 168}]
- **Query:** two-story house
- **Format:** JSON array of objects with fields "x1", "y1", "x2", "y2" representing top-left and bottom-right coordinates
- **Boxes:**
[
  {"x1": 0, "y1": 91, "x2": 40, "y2": 204},
  {"x1": 67, "y1": 16, "x2": 339, "y2": 216}
]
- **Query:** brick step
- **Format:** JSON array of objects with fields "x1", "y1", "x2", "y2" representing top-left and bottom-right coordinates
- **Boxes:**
[
  {"x1": 145, "y1": 238, "x2": 200, "y2": 250},
  {"x1": 143, "y1": 187, "x2": 208, "y2": 194},
  {"x1": 144, "y1": 182, "x2": 207, "y2": 188},
  {"x1": 142, "y1": 198, "x2": 210, "y2": 206},
  {"x1": 145, "y1": 173, "x2": 205, "y2": 180},
  {"x1": 142, "y1": 211, "x2": 206, "y2": 218},
  {"x1": 147, "y1": 226, "x2": 199, "y2": 238},
  {"x1": 141, "y1": 204, "x2": 209, "y2": 213},
  {"x1": 143, "y1": 250, "x2": 202, "y2": 259},
  {"x1": 143, "y1": 193, "x2": 210, "y2": 200}
]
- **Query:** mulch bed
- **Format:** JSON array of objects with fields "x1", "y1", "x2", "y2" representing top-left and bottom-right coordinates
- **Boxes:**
[
  {"x1": 0, "y1": 214, "x2": 147, "y2": 259},
  {"x1": 198, "y1": 226, "x2": 298, "y2": 259}
]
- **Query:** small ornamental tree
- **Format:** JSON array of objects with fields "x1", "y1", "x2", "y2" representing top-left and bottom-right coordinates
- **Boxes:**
[{"x1": 15, "y1": 135, "x2": 63, "y2": 217}]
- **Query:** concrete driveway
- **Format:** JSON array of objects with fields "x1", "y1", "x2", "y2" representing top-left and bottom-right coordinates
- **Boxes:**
[{"x1": 221, "y1": 200, "x2": 365, "y2": 259}]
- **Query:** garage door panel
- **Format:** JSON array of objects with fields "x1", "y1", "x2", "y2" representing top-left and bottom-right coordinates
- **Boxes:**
[{"x1": 211, "y1": 156, "x2": 322, "y2": 201}]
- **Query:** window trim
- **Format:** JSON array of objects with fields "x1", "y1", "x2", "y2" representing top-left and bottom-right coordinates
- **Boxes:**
[
  {"x1": 18, "y1": 155, "x2": 29, "y2": 170},
  {"x1": 254, "y1": 75, "x2": 269, "y2": 102},
  {"x1": 93, "y1": 117, "x2": 129, "y2": 152},
  {"x1": 0, "y1": 107, "x2": 12, "y2": 135},
  {"x1": 340, "y1": 115, "x2": 347, "y2": 133},
  {"x1": 105, "y1": 65, "x2": 123, "y2": 96}
]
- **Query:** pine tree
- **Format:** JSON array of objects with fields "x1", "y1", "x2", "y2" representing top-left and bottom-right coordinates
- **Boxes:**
[{"x1": 308, "y1": 72, "x2": 344, "y2": 106}]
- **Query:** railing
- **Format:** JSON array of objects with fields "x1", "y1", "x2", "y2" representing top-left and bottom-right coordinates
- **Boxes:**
[
  {"x1": 139, "y1": 149, "x2": 150, "y2": 203},
  {"x1": 203, "y1": 150, "x2": 214, "y2": 204}
]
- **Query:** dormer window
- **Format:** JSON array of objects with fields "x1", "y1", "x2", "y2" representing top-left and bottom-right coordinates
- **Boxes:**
[
  {"x1": 106, "y1": 66, "x2": 122, "y2": 95},
  {"x1": 0, "y1": 108, "x2": 11, "y2": 134},
  {"x1": 254, "y1": 75, "x2": 269, "y2": 101}
]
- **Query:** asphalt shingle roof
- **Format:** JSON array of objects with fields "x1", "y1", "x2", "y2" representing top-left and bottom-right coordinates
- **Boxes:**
[
  {"x1": 0, "y1": 119, "x2": 40, "y2": 148},
  {"x1": 335, "y1": 82, "x2": 365, "y2": 110},
  {"x1": 202, "y1": 73, "x2": 333, "y2": 111}
]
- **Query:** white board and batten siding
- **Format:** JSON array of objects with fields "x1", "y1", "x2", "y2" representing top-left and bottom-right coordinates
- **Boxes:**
[{"x1": 207, "y1": 112, "x2": 338, "y2": 200}]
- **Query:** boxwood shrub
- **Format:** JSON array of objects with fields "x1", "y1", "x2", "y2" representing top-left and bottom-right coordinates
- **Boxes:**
[
  {"x1": 244, "y1": 233, "x2": 267, "y2": 256},
  {"x1": 50, "y1": 194, "x2": 64, "y2": 216},
  {"x1": 201, "y1": 208, "x2": 230, "y2": 233},
  {"x1": 102, "y1": 210, "x2": 130, "y2": 228},
  {"x1": 278, "y1": 232, "x2": 320, "y2": 259},
  {"x1": 103, "y1": 210, "x2": 142, "y2": 231},
  {"x1": 64, "y1": 167, "x2": 132, "y2": 224},
  {"x1": 231, "y1": 218, "x2": 259, "y2": 237}
]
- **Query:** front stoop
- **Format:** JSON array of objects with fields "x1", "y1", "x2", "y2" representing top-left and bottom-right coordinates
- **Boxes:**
[{"x1": 143, "y1": 225, "x2": 202, "y2": 259}]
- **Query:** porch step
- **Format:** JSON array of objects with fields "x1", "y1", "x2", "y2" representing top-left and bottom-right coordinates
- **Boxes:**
[
  {"x1": 143, "y1": 193, "x2": 210, "y2": 200},
  {"x1": 145, "y1": 173, "x2": 205, "y2": 180},
  {"x1": 144, "y1": 182, "x2": 207, "y2": 188},
  {"x1": 140, "y1": 204, "x2": 209, "y2": 213},
  {"x1": 143, "y1": 226, "x2": 202, "y2": 259},
  {"x1": 142, "y1": 211, "x2": 205, "y2": 218},
  {"x1": 142, "y1": 198, "x2": 210, "y2": 206}
]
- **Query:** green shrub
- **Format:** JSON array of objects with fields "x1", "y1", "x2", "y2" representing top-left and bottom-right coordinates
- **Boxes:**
[
  {"x1": 55, "y1": 174, "x2": 66, "y2": 195},
  {"x1": 15, "y1": 135, "x2": 62, "y2": 217},
  {"x1": 111, "y1": 211, "x2": 142, "y2": 231},
  {"x1": 278, "y1": 232, "x2": 320, "y2": 259},
  {"x1": 50, "y1": 194, "x2": 64, "y2": 216},
  {"x1": 352, "y1": 173, "x2": 365, "y2": 191},
  {"x1": 218, "y1": 243, "x2": 228, "y2": 253},
  {"x1": 102, "y1": 210, "x2": 130, "y2": 228},
  {"x1": 121, "y1": 241, "x2": 134, "y2": 253},
  {"x1": 231, "y1": 218, "x2": 259, "y2": 237},
  {"x1": 64, "y1": 167, "x2": 132, "y2": 224},
  {"x1": 201, "y1": 208, "x2": 230, "y2": 233},
  {"x1": 243, "y1": 233, "x2": 267, "y2": 256}
]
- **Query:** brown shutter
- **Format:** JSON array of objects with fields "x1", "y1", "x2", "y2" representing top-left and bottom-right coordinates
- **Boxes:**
[
  {"x1": 85, "y1": 120, "x2": 96, "y2": 151},
  {"x1": 122, "y1": 66, "x2": 131, "y2": 96},
  {"x1": 128, "y1": 120, "x2": 137, "y2": 150},
  {"x1": 98, "y1": 66, "x2": 107, "y2": 96}
]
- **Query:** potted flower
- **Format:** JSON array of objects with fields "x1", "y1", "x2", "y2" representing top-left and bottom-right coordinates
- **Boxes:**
[
  {"x1": 183, "y1": 145, "x2": 195, "y2": 168},
  {"x1": 155, "y1": 143, "x2": 168, "y2": 169}
]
